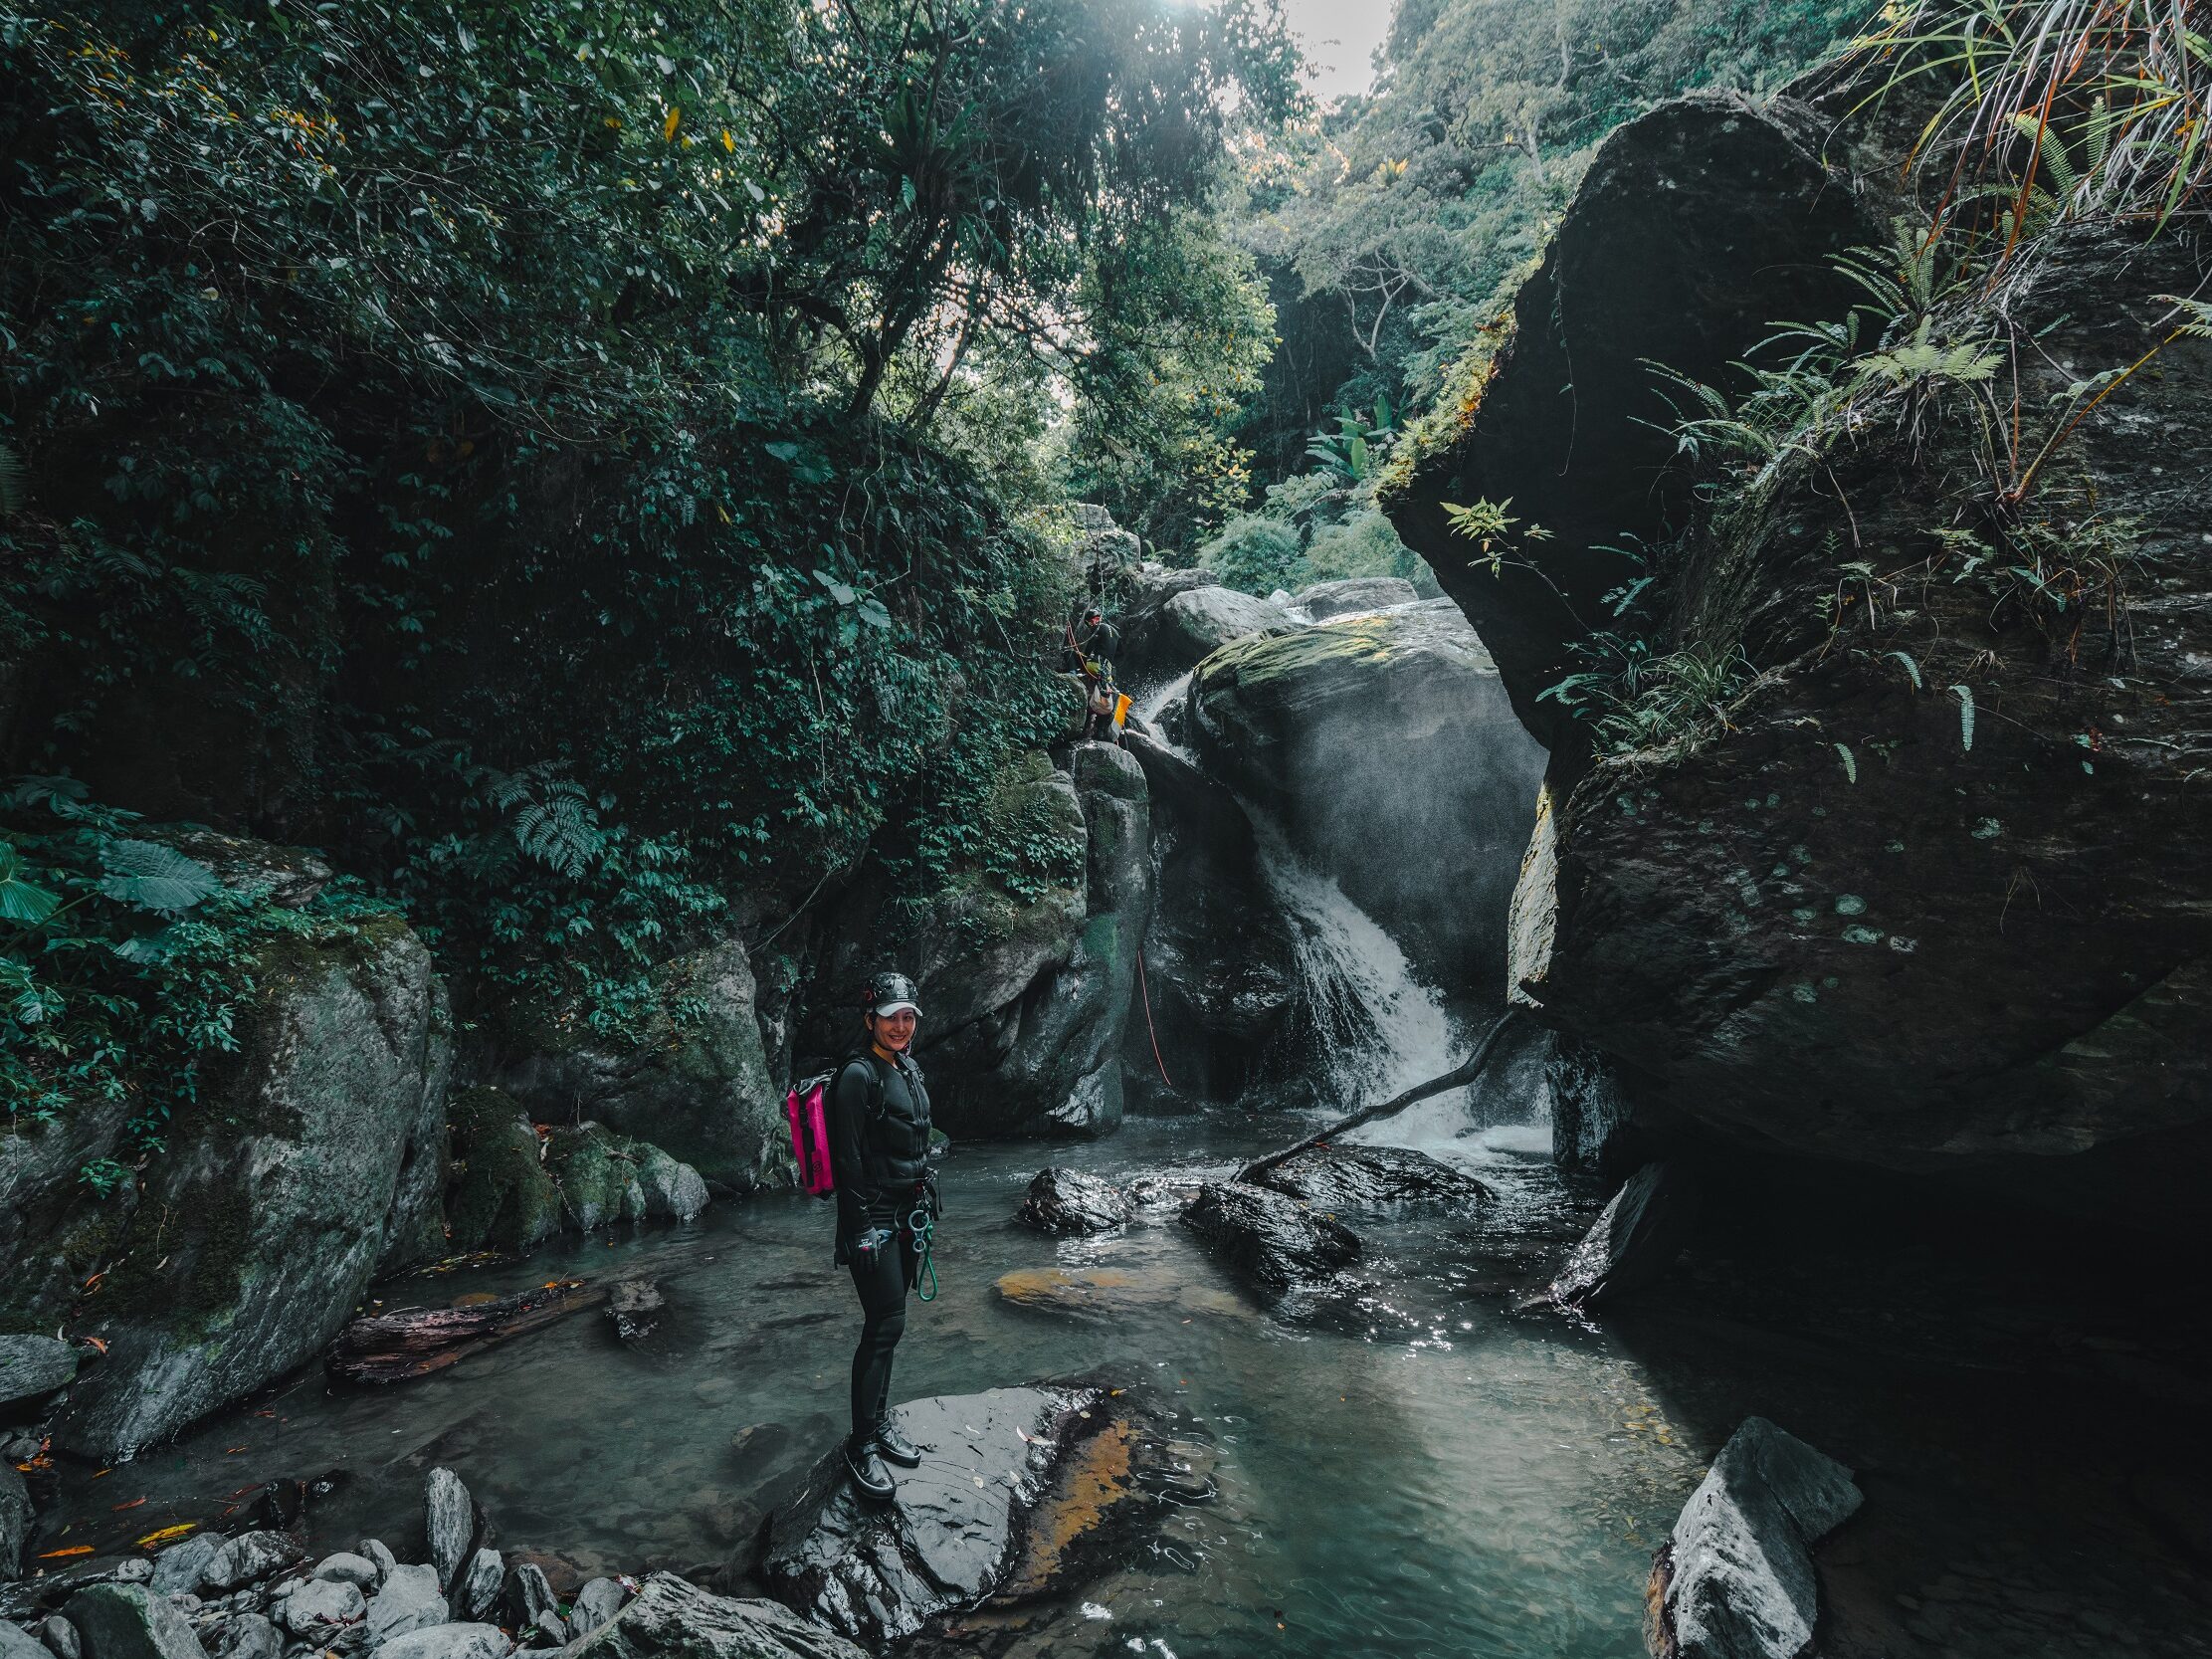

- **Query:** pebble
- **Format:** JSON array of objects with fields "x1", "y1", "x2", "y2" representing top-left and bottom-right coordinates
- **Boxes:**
[
  {"x1": 312, "y1": 1555, "x2": 379, "y2": 1589},
  {"x1": 39, "y1": 1617, "x2": 79, "y2": 1659},
  {"x1": 114, "y1": 1560, "x2": 153, "y2": 1585}
]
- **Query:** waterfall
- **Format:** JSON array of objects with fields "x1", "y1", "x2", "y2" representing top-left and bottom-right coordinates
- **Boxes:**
[{"x1": 1252, "y1": 821, "x2": 1546, "y2": 1160}]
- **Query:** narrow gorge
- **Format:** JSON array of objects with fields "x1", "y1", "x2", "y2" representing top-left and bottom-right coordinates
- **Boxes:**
[{"x1": 4, "y1": 4, "x2": 2208, "y2": 1659}]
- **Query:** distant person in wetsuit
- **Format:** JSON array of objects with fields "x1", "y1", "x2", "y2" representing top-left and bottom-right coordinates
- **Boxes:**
[{"x1": 830, "y1": 969, "x2": 937, "y2": 1501}]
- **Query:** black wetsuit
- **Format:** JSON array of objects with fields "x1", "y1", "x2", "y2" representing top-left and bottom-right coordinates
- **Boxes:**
[{"x1": 828, "y1": 1049, "x2": 933, "y2": 1440}]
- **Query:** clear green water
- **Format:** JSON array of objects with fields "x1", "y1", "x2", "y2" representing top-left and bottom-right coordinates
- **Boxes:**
[{"x1": 30, "y1": 1113, "x2": 2212, "y2": 1659}]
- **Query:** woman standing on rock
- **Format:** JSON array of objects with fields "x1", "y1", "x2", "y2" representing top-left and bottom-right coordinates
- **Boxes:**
[{"x1": 831, "y1": 969, "x2": 937, "y2": 1500}]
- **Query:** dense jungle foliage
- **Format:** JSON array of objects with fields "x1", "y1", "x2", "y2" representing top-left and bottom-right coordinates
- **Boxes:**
[
  {"x1": 1477, "y1": 0, "x2": 2212, "y2": 761},
  {"x1": 1192, "y1": 0, "x2": 1870, "y2": 596},
  {"x1": 0, "y1": 0, "x2": 1298, "y2": 1136}
]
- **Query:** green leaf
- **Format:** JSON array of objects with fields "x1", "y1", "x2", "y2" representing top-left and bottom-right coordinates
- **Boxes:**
[
  {"x1": 0, "y1": 846, "x2": 59, "y2": 926},
  {"x1": 97, "y1": 839, "x2": 220, "y2": 917},
  {"x1": 1949, "y1": 685, "x2": 1976, "y2": 752},
  {"x1": 1833, "y1": 742, "x2": 1857, "y2": 784}
]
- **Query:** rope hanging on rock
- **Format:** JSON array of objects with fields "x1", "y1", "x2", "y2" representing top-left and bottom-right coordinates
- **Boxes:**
[{"x1": 1136, "y1": 947, "x2": 1173, "y2": 1089}]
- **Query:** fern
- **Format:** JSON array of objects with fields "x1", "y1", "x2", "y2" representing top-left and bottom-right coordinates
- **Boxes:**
[
  {"x1": 1949, "y1": 684, "x2": 1976, "y2": 752},
  {"x1": 487, "y1": 765, "x2": 605, "y2": 878},
  {"x1": 1834, "y1": 742, "x2": 1858, "y2": 784},
  {"x1": 1884, "y1": 650, "x2": 1923, "y2": 690}
]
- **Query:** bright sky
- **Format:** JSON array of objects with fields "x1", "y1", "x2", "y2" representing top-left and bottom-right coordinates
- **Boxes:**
[{"x1": 1280, "y1": 0, "x2": 1392, "y2": 103}]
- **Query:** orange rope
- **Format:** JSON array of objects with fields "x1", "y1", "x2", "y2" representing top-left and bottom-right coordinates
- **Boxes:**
[{"x1": 1135, "y1": 947, "x2": 1173, "y2": 1089}]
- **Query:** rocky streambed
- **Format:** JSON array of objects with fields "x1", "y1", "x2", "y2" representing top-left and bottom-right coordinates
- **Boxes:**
[{"x1": 7, "y1": 1118, "x2": 2207, "y2": 1659}]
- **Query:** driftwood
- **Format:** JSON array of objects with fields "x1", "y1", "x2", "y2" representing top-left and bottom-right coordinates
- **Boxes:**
[
  {"x1": 1235, "y1": 1009, "x2": 1520, "y2": 1186},
  {"x1": 328, "y1": 1280, "x2": 602, "y2": 1383}
]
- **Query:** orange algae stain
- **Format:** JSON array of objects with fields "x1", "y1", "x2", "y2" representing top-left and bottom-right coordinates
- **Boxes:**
[{"x1": 996, "y1": 1418, "x2": 1135, "y2": 1600}]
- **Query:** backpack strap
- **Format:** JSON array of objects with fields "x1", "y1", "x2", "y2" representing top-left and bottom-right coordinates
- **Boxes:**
[{"x1": 841, "y1": 1053, "x2": 889, "y2": 1121}]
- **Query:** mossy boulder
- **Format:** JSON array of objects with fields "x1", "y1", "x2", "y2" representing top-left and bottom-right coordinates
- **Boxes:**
[
  {"x1": 443, "y1": 1087, "x2": 562, "y2": 1254},
  {"x1": 545, "y1": 1124, "x2": 708, "y2": 1231},
  {"x1": 494, "y1": 936, "x2": 784, "y2": 1194},
  {"x1": 54, "y1": 915, "x2": 451, "y2": 1461}
]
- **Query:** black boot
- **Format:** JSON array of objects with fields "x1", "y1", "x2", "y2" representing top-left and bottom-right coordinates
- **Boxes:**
[
  {"x1": 874, "y1": 1416, "x2": 923, "y2": 1468},
  {"x1": 844, "y1": 1434, "x2": 895, "y2": 1502}
]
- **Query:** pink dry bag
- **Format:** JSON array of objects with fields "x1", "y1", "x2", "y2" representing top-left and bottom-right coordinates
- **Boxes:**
[{"x1": 784, "y1": 1072, "x2": 836, "y2": 1196}]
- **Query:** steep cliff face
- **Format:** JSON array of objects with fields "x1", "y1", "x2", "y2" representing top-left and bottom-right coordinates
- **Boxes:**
[{"x1": 1388, "y1": 89, "x2": 2212, "y2": 1225}]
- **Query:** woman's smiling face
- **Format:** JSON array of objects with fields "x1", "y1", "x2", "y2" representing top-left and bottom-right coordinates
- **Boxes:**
[{"x1": 869, "y1": 1007, "x2": 917, "y2": 1052}]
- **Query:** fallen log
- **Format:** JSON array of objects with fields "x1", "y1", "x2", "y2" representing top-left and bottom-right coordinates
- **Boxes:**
[
  {"x1": 327, "y1": 1279, "x2": 603, "y2": 1383},
  {"x1": 1235, "y1": 1009, "x2": 1520, "y2": 1186}
]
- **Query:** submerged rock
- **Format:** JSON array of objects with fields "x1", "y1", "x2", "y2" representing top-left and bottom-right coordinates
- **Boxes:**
[
  {"x1": 1543, "y1": 1161, "x2": 1700, "y2": 1311},
  {"x1": 48, "y1": 915, "x2": 451, "y2": 1461},
  {"x1": 1014, "y1": 1168, "x2": 1133, "y2": 1234},
  {"x1": 993, "y1": 1266, "x2": 1245, "y2": 1323},
  {"x1": 1179, "y1": 1182, "x2": 1361, "y2": 1291},
  {"x1": 1651, "y1": 1417, "x2": 1862, "y2": 1659},
  {"x1": 565, "y1": 1572, "x2": 858, "y2": 1659},
  {"x1": 1249, "y1": 1144, "x2": 1493, "y2": 1210},
  {"x1": 1292, "y1": 576, "x2": 1417, "y2": 620},
  {"x1": 606, "y1": 1281, "x2": 666, "y2": 1344},
  {"x1": 1191, "y1": 602, "x2": 1544, "y2": 987},
  {"x1": 760, "y1": 1387, "x2": 1104, "y2": 1646}
]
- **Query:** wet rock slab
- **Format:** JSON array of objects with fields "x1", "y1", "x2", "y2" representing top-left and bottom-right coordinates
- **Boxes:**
[
  {"x1": 1249, "y1": 1144, "x2": 1492, "y2": 1210},
  {"x1": 760, "y1": 1387, "x2": 1106, "y2": 1646},
  {"x1": 1542, "y1": 1160, "x2": 1700, "y2": 1311},
  {"x1": 1013, "y1": 1168, "x2": 1133, "y2": 1235},
  {"x1": 1652, "y1": 1416, "x2": 1862, "y2": 1659},
  {"x1": 1179, "y1": 1181, "x2": 1361, "y2": 1291}
]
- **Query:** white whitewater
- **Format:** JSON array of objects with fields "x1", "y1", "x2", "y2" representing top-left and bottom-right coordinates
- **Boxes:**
[{"x1": 1248, "y1": 821, "x2": 1550, "y2": 1166}]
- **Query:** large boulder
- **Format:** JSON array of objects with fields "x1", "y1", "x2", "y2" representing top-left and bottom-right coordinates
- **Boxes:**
[
  {"x1": 52, "y1": 913, "x2": 451, "y2": 1461},
  {"x1": 1291, "y1": 576, "x2": 1418, "y2": 620},
  {"x1": 566, "y1": 1572, "x2": 860, "y2": 1659},
  {"x1": 1651, "y1": 1417, "x2": 1862, "y2": 1659},
  {"x1": 760, "y1": 1386, "x2": 1108, "y2": 1647},
  {"x1": 1387, "y1": 85, "x2": 2212, "y2": 1226},
  {"x1": 1191, "y1": 601, "x2": 1546, "y2": 987},
  {"x1": 1249, "y1": 1143, "x2": 1492, "y2": 1210},
  {"x1": 492, "y1": 937, "x2": 784, "y2": 1194},
  {"x1": 1120, "y1": 731, "x2": 1298, "y2": 1102},
  {"x1": 1122, "y1": 586, "x2": 1298, "y2": 683},
  {"x1": 1179, "y1": 1181, "x2": 1361, "y2": 1292}
]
